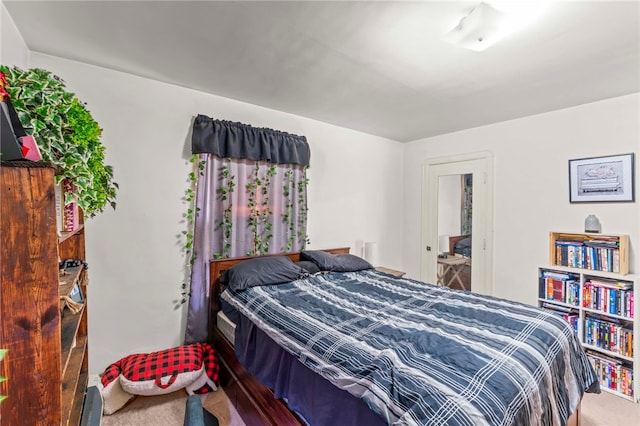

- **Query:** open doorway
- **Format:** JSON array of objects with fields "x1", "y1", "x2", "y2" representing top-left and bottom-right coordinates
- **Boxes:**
[
  {"x1": 421, "y1": 153, "x2": 493, "y2": 296},
  {"x1": 437, "y1": 173, "x2": 472, "y2": 291}
]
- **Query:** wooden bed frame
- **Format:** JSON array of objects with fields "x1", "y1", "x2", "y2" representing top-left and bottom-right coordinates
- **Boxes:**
[
  {"x1": 207, "y1": 248, "x2": 349, "y2": 425},
  {"x1": 207, "y1": 248, "x2": 582, "y2": 426}
]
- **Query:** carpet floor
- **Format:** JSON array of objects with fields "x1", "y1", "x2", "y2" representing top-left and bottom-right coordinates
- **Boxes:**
[
  {"x1": 101, "y1": 387, "x2": 246, "y2": 426},
  {"x1": 581, "y1": 389, "x2": 640, "y2": 426},
  {"x1": 98, "y1": 384, "x2": 640, "y2": 426}
]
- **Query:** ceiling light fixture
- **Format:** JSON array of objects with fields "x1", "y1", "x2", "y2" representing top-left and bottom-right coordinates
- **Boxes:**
[
  {"x1": 443, "y1": 1, "x2": 549, "y2": 52},
  {"x1": 443, "y1": 2, "x2": 507, "y2": 51}
]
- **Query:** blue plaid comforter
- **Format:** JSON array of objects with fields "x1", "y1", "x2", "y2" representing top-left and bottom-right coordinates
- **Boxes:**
[{"x1": 221, "y1": 270, "x2": 598, "y2": 425}]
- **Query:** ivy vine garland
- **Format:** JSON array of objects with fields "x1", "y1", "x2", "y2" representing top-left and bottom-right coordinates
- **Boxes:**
[
  {"x1": 0, "y1": 349, "x2": 6, "y2": 403},
  {"x1": 247, "y1": 162, "x2": 277, "y2": 256},
  {"x1": 283, "y1": 169, "x2": 296, "y2": 252},
  {"x1": 180, "y1": 157, "x2": 309, "y2": 304},
  {"x1": 0, "y1": 66, "x2": 117, "y2": 215},
  {"x1": 180, "y1": 154, "x2": 205, "y2": 304},
  {"x1": 217, "y1": 158, "x2": 235, "y2": 259},
  {"x1": 297, "y1": 168, "x2": 310, "y2": 248}
]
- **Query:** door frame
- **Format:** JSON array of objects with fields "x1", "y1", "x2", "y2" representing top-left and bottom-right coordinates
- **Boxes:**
[{"x1": 421, "y1": 151, "x2": 494, "y2": 295}]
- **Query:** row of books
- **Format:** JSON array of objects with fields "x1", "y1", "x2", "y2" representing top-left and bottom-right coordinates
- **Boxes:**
[
  {"x1": 555, "y1": 241, "x2": 620, "y2": 273},
  {"x1": 539, "y1": 271, "x2": 635, "y2": 317},
  {"x1": 539, "y1": 270, "x2": 581, "y2": 305},
  {"x1": 540, "y1": 303, "x2": 579, "y2": 336},
  {"x1": 587, "y1": 351, "x2": 634, "y2": 397},
  {"x1": 542, "y1": 277, "x2": 580, "y2": 306},
  {"x1": 556, "y1": 236, "x2": 620, "y2": 250},
  {"x1": 584, "y1": 317, "x2": 633, "y2": 358},
  {"x1": 583, "y1": 280, "x2": 634, "y2": 318},
  {"x1": 54, "y1": 179, "x2": 79, "y2": 234}
]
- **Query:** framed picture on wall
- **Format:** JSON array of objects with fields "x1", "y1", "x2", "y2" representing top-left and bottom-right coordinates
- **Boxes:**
[{"x1": 569, "y1": 153, "x2": 635, "y2": 203}]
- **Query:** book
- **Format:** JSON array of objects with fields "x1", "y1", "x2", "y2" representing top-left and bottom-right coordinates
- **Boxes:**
[
  {"x1": 540, "y1": 302, "x2": 575, "y2": 314},
  {"x1": 54, "y1": 182, "x2": 63, "y2": 236},
  {"x1": 584, "y1": 240, "x2": 619, "y2": 249},
  {"x1": 587, "y1": 278, "x2": 632, "y2": 290},
  {"x1": 586, "y1": 350, "x2": 633, "y2": 394},
  {"x1": 541, "y1": 271, "x2": 572, "y2": 280},
  {"x1": 542, "y1": 277, "x2": 569, "y2": 302},
  {"x1": 62, "y1": 179, "x2": 79, "y2": 232},
  {"x1": 552, "y1": 279, "x2": 565, "y2": 302}
]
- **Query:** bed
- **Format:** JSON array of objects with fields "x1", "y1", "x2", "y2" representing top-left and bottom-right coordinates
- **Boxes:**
[{"x1": 207, "y1": 248, "x2": 598, "y2": 426}]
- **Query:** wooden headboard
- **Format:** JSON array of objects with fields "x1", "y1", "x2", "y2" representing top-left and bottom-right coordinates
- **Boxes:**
[
  {"x1": 208, "y1": 248, "x2": 350, "y2": 341},
  {"x1": 448, "y1": 235, "x2": 470, "y2": 255}
]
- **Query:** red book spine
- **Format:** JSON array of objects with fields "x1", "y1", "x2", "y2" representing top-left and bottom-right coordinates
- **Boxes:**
[{"x1": 62, "y1": 179, "x2": 79, "y2": 232}]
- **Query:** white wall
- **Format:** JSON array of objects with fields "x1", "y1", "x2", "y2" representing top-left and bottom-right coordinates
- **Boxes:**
[
  {"x1": 13, "y1": 17, "x2": 639, "y2": 377},
  {"x1": 29, "y1": 53, "x2": 403, "y2": 374},
  {"x1": 0, "y1": 2, "x2": 28, "y2": 67},
  {"x1": 402, "y1": 93, "x2": 640, "y2": 305}
]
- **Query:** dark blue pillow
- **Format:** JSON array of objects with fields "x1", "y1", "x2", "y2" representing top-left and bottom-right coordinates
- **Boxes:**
[
  {"x1": 300, "y1": 251, "x2": 373, "y2": 272},
  {"x1": 295, "y1": 260, "x2": 321, "y2": 275},
  {"x1": 222, "y1": 256, "x2": 307, "y2": 291}
]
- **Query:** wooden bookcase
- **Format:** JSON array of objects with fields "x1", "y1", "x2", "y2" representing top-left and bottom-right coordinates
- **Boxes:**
[
  {"x1": 549, "y1": 231, "x2": 629, "y2": 275},
  {"x1": 540, "y1": 232, "x2": 638, "y2": 402},
  {"x1": 0, "y1": 162, "x2": 89, "y2": 425}
]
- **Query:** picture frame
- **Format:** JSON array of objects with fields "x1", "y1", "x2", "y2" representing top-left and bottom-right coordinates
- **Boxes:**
[{"x1": 569, "y1": 153, "x2": 635, "y2": 203}]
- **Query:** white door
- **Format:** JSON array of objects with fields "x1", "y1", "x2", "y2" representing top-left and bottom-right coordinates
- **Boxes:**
[{"x1": 421, "y1": 153, "x2": 493, "y2": 295}]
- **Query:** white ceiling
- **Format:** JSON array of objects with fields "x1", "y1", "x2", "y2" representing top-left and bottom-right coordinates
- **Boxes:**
[{"x1": 4, "y1": 1, "x2": 639, "y2": 142}]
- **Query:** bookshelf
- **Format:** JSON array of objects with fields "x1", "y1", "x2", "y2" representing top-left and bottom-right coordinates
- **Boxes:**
[
  {"x1": 0, "y1": 162, "x2": 89, "y2": 425},
  {"x1": 539, "y1": 232, "x2": 638, "y2": 402},
  {"x1": 549, "y1": 231, "x2": 629, "y2": 275}
]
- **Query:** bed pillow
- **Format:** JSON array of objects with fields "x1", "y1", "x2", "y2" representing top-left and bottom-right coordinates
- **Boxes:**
[
  {"x1": 221, "y1": 256, "x2": 307, "y2": 291},
  {"x1": 100, "y1": 342, "x2": 218, "y2": 415},
  {"x1": 300, "y1": 251, "x2": 373, "y2": 272},
  {"x1": 295, "y1": 260, "x2": 321, "y2": 275}
]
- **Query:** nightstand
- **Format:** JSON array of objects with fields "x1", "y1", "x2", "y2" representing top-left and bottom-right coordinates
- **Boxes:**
[
  {"x1": 375, "y1": 267, "x2": 406, "y2": 278},
  {"x1": 437, "y1": 255, "x2": 471, "y2": 290}
]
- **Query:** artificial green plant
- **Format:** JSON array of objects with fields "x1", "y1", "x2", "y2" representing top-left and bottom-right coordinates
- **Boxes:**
[
  {"x1": 246, "y1": 162, "x2": 277, "y2": 256},
  {"x1": 296, "y1": 167, "x2": 310, "y2": 248},
  {"x1": 0, "y1": 349, "x2": 7, "y2": 403},
  {"x1": 179, "y1": 157, "x2": 309, "y2": 304},
  {"x1": 216, "y1": 158, "x2": 235, "y2": 259},
  {"x1": 179, "y1": 154, "x2": 205, "y2": 305},
  {"x1": 0, "y1": 66, "x2": 117, "y2": 215}
]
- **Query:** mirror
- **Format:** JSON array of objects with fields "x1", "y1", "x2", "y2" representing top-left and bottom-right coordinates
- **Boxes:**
[{"x1": 437, "y1": 173, "x2": 472, "y2": 291}]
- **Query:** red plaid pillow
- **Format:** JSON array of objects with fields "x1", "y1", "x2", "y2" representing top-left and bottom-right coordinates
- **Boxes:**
[{"x1": 101, "y1": 342, "x2": 219, "y2": 414}]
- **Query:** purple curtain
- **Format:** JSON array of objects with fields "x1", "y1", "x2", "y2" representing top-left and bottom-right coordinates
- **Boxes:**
[{"x1": 185, "y1": 118, "x2": 309, "y2": 343}]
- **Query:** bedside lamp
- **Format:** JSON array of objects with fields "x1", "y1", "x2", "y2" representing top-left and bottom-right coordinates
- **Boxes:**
[
  {"x1": 438, "y1": 235, "x2": 450, "y2": 257},
  {"x1": 364, "y1": 242, "x2": 377, "y2": 266}
]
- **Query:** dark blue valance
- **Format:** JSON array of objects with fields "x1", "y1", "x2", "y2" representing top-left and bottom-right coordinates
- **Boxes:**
[{"x1": 191, "y1": 115, "x2": 310, "y2": 167}]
